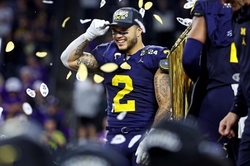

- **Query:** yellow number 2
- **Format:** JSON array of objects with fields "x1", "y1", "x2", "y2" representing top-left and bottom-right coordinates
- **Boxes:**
[{"x1": 112, "y1": 75, "x2": 135, "y2": 112}]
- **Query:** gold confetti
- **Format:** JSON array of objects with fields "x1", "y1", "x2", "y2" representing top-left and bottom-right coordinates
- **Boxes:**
[
  {"x1": 93, "y1": 74, "x2": 104, "y2": 83},
  {"x1": 36, "y1": 52, "x2": 47, "y2": 58},
  {"x1": 5, "y1": 41, "x2": 15, "y2": 52},
  {"x1": 66, "y1": 71, "x2": 72, "y2": 80},
  {"x1": 153, "y1": 14, "x2": 163, "y2": 24},
  {"x1": 62, "y1": 17, "x2": 70, "y2": 28},
  {"x1": 0, "y1": 145, "x2": 18, "y2": 163},
  {"x1": 100, "y1": 63, "x2": 118, "y2": 73},
  {"x1": 138, "y1": 0, "x2": 143, "y2": 8},
  {"x1": 77, "y1": 63, "x2": 88, "y2": 81},
  {"x1": 144, "y1": 1, "x2": 153, "y2": 10},
  {"x1": 164, "y1": 50, "x2": 170, "y2": 54},
  {"x1": 120, "y1": 62, "x2": 131, "y2": 70}
]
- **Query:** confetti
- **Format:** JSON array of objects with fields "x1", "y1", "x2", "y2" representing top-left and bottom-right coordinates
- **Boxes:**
[
  {"x1": 40, "y1": 83, "x2": 49, "y2": 97},
  {"x1": 0, "y1": 107, "x2": 3, "y2": 118},
  {"x1": 26, "y1": 88, "x2": 36, "y2": 98},
  {"x1": 183, "y1": 1, "x2": 194, "y2": 9},
  {"x1": 153, "y1": 14, "x2": 163, "y2": 24},
  {"x1": 77, "y1": 63, "x2": 88, "y2": 82},
  {"x1": 117, "y1": 112, "x2": 127, "y2": 120},
  {"x1": 42, "y1": 0, "x2": 53, "y2": 4},
  {"x1": 22, "y1": 102, "x2": 33, "y2": 115},
  {"x1": 176, "y1": 17, "x2": 192, "y2": 27},
  {"x1": 80, "y1": 19, "x2": 91, "y2": 24},
  {"x1": 100, "y1": 63, "x2": 118, "y2": 73},
  {"x1": 144, "y1": 1, "x2": 153, "y2": 10},
  {"x1": 5, "y1": 41, "x2": 14, "y2": 52},
  {"x1": 135, "y1": 19, "x2": 146, "y2": 33},
  {"x1": 100, "y1": 0, "x2": 106, "y2": 8},
  {"x1": 138, "y1": 0, "x2": 143, "y2": 8},
  {"x1": 139, "y1": 8, "x2": 145, "y2": 18},
  {"x1": 66, "y1": 71, "x2": 72, "y2": 80},
  {"x1": 164, "y1": 50, "x2": 170, "y2": 55},
  {"x1": 62, "y1": 17, "x2": 70, "y2": 28},
  {"x1": 36, "y1": 52, "x2": 47, "y2": 58},
  {"x1": 120, "y1": 62, "x2": 131, "y2": 70},
  {"x1": 93, "y1": 74, "x2": 104, "y2": 83},
  {"x1": 0, "y1": 145, "x2": 18, "y2": 163}
]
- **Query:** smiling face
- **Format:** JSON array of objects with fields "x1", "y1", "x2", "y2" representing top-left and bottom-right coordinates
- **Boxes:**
[
  {"x1": 111, "y1": 25, "x2": 142, "y2": 54},
  {"x1": 221, "y1": 0, "x2": 245, "y2": 11}
]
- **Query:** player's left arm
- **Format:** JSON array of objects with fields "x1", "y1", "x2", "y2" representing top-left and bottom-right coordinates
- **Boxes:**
[{"x1": 152, "y1": 68, "x2": 172, "y2": 128}]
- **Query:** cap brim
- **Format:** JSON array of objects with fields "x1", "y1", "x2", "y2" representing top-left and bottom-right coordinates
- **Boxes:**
[{"x1": 107, "y1": 22, "x2": 132, "y2": 29}]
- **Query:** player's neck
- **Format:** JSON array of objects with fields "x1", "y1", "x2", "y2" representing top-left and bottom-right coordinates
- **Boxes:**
[{"x1": 126, "y1": 41, "x2": 145, "y2": 55}]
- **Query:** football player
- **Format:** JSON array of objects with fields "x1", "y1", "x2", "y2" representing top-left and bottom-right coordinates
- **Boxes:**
[{"x1": 61, "y1": 7, "x2": 172, "y2": 166}]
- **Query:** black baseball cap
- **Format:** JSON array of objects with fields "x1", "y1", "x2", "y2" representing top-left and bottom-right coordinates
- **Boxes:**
[
  {"x1": 59, "y1": 141, "x2": 128, "y2": 166},
  {"x1": 108, "y1": 7, "x2": 144, "y2": 29},
  {"x1": 145, "y1": 120, "x2": 229, "y2": 166}
]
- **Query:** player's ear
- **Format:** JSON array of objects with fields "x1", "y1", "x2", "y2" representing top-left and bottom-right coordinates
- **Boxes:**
[{"x1": 136, "y1": 26, "x2": 143, "y2": 36}]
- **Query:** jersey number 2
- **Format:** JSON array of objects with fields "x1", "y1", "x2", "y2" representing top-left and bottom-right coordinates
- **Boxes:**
[{"x1": 112, "y1": 75, "x2": 135, "y2": 112}]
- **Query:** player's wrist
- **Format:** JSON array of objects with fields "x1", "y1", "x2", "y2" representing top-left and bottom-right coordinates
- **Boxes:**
[{"x1": 83, "y1": 32, "x2": 96, "y2": 41}]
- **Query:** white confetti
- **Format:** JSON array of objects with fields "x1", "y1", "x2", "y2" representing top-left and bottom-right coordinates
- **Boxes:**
[
  {"x1": 134, "y1": 19, "x2": 146, "y2": 33},
  {"x1": 22, "y1": 102, "x2": 33, "y2": 115},
  {"x1": 100, "y1": 0, "x2": 106, "y2": 8},
  {"x1": 80, "y1": 19, "x2": 92, "y2": 24},
  {"x1": 183, "y1": 1, "x2": 194, "y2": 9},
  {"x1": 128, "y1": 135, "x2": 142, "y2": 148},
  {"x1": 26, "y1": 88, "x2": 36, "y2": 98},
  {"x1": 42, "y1": 0, "x2": 53, "y2": 4},
  {"x1": 176, "y1": 17, "x2": 192, "y2": 27},
  {"x1": 40, "y1": 83, "x2": 49, "y2": 97},
  {"x1": 139, "y1": 8, "x2": 145, "y2": 18},
  {"x1": 110, "y1": 134, "x2": 126, "y2": 144},
  {"x1": 117, "y1": 112, "x2": 127, "y2": 120},
  {"x1": 76, "y1": 73, "x2": 83, "y2": 82},
  {"x1": 0, "y1": 107, "x2": 3, "y2": 118}
]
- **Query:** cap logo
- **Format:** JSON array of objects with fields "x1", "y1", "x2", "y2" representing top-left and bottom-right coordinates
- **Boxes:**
[
  {"x1": 114, "y1": 10, "x2": 129, "y2": 21},
  {"x1": 146, "y1": 129, "x2": 182, "y2": 152}
]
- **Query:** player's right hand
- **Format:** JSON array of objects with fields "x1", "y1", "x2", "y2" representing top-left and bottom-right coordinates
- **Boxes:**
[
  {"x1": 218, "y1": 112, "x2": 239, "y2": 139},
  {"x1": 85, "y1": 19, "x2": 110, "y2": 41}
]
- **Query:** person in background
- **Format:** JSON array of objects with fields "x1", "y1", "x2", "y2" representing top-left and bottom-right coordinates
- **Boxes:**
[
  {"x1": 219, "y1": 0, "x2": 250, "y2": 165},
  {"x1": 43, "y1": 118, "x2": 66, "y2": 161},
  {"x1": 182, "y1": 0, "x2": 240, "y2": 165},
  {"x1": 60, "y1": 6, "x2": 172, "y2": 166},
  {"x1": 73, "y1": 74, "x2": 105, "y2": 143}
]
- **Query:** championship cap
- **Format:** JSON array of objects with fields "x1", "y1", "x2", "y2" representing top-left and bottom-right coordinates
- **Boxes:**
[
  {"x1": 145, "y1": 120, "x2": 229, "y2": 166},
  {"x1": 59, "y1": 141, "x2": 128, "y2": 166},
  {"x1": 108, "y1": 7, "x2": 144, "y2": 29}
]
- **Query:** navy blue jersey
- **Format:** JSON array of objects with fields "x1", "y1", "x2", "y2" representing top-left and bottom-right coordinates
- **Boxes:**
[
  {"x1": 230, "y1": 6, "x2": 250, "y2": 116},
  {"x1": 92, "y1": 41, "x2": 169, "y2": 128},
  {"x1": 191, "y1": 0, "x2": 240, "y2": 89}
]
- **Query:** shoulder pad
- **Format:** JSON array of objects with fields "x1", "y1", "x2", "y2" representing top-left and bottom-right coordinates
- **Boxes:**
[{"x1": 159, "y1": 59, "x2": 169, "y2": 74}]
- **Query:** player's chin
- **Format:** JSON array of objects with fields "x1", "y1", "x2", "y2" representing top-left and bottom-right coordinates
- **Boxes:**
[{"x1": 117, "y1": 45, "x2": 127, "y2": 51}]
